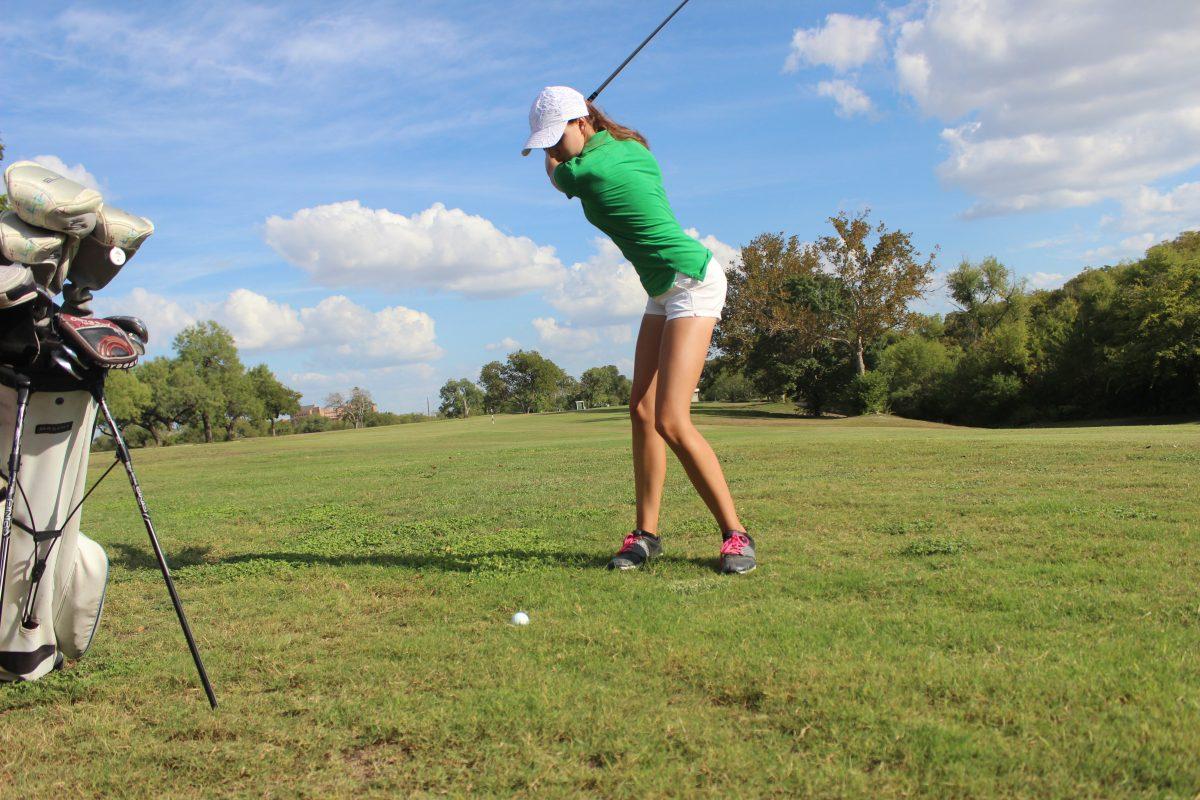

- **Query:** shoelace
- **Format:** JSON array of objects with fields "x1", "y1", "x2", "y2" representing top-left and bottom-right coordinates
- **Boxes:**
[
  {"x1": 721, "y1": 532, "x2": 749, "y2": 556},
  {"x1": 618, "y1": 533, "x2": 642, "y2": 554}
]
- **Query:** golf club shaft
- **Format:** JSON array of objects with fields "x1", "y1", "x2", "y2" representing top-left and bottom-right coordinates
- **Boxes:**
[
  {"x1": 0, "y1": 380, "x2": 30, "y2": 635},
  {"x1": 96, "y1": 393, "x2": 218, "y2": 709},
  {"x1": 589, "y1": 0, "x2": 693, "y2": 102}
]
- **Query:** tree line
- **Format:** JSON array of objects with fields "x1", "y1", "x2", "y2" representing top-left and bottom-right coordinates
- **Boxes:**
[
  {"x1": 714, "y1": 212, "x2": 1199, "y2": 425},
  {"x1": 105, "y1": 322, "x2": 424, "y2": 447},
  {"x1": 438, "y1": 354, "x2": 632, "y2": 418}
]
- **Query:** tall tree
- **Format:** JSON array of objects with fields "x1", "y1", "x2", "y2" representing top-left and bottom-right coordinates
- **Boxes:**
[
  {"x1": 342, "y1": 386, "x2": 374, "y2": 429},
  {"x1": 248, "y1": 364, "x2": 301, "y2": 436},
  {"x1": 945, "y1": 256, "x2": 1024, "y2": 344},
  {"x1": 500, "y1": 350, "x2": 568, "y2": 413},
  {"x1": 172, "y1": 321, "x2": 243, "y2": 443},
  {"x1": 221, "y1": 371, "x2": 263, "y2": 440},
  {"x1": 103, "y1": 369, "x2": 152, "y2": 430},
  {"x1": 815, "y1": 211, "x2": 937, "y2": 374},
  {"x1": 479, "y1": 360, "x2": 510, "y2": 413},
  {"x1": 439, "y1": 378, "x2": 484, "y2": 418},
  {"x1": 579, "y1": 365, "x2": 631, "y2": 407}
]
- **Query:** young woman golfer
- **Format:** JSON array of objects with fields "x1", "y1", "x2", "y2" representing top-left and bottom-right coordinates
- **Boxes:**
[{"x1": 523, "y1": 85, "x2": 755, "y2": 574}]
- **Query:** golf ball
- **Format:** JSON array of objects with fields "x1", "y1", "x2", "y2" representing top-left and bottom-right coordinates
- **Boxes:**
[{"x1": 510, "y1": 611, "x2": 530, "y2": 626}]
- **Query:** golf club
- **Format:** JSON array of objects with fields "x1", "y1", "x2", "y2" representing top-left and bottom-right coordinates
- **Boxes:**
[
  {"x1": 50, "y1": 352, "x2": 85, "y2": 382},
  {"x1": 0, "y1": 369, "x2": 30, "y2": 638},
  {"x1": 589, "y1": 0, "x2": 693, "y2": 102}
]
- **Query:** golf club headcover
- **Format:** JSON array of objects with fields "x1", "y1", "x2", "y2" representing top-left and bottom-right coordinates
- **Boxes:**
[
  {"x1": 0, "y1": 211, "x2": 65, "y2": 270},
  {"x1": 69, "y1": 205, "x2": 154, "y2": 291},
  {"x1": 0, "y1": 264, "x2": 38, "y2": 310},
  {"x1": 3, "y1": 161, "x2": 102, "y2": 236},
  {"x1": 54, "y1": 313, "x2": 139, "y2": 369}
]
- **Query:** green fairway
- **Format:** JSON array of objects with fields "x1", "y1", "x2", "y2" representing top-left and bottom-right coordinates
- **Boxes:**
[{"x1": 2, "y1": 405, "x2": 1198, "y2": 798}]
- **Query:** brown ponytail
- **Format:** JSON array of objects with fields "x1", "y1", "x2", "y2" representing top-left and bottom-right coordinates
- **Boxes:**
[{"x1": 585, "y1": 101, "x2": 649, "y2": 150}]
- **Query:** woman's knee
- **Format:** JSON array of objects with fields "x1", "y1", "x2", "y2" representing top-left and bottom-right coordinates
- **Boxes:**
[
  {"x1": 653, "y1": 411, "x2": 692, "y2": 444},
  {"x1": 630, "y1": 395, "x2": 655, "y2": 427}
]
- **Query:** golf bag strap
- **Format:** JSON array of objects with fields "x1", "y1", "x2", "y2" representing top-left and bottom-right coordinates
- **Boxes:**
[
  {"x1": 54, "y1": 313, "x2": 139, "y2": 368},
  {"x1": 10, "y1": 518, "x2": 62, "y2": 542}
]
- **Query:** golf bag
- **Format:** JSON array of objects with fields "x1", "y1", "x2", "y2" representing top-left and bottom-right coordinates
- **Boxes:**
[
  {"x1": 0, "y1": 160, "x2": 216, "y2": 705},
  {"x1": 0, "y1": 370, "x2": 107, "y2": 681}
]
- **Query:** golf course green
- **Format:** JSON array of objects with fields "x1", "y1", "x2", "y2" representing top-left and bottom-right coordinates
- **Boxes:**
[{"x1": 2, "y1": 404, "x2": 1197, "y2": 798}]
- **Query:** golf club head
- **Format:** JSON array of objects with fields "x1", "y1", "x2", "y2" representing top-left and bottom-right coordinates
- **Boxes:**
[
  {"x1": 106, "y1": 315, "x2": 149, "y2": 343},
  {"x1": 126, "y1": 332, "x2": 146, "y2": 357},
  {"x1": 59, "y1": 343, "x2": 91, "y2": 374}
]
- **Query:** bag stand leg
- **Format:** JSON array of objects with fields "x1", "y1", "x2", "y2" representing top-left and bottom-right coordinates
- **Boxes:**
[
  {"x1": 0, "y1": 374, "x2": 31, "y2": 635},
  {"x1": 92, "y1": 384, "x2": 218, "y2": 709}
]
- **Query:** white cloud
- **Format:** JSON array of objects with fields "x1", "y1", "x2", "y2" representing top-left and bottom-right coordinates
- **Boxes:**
[
  {"x1": 785, "y1": 13, "x2": 884, "y2": 73},
  {"x1": 684, "y1": 228, "x2": 741, "y2": 271},
  {"x1": 817, "y1": 80, "x2": 873, "y2": 118},
  {"x1": 51, "y1": 6, "x2": 472, "y2": 90},
  {"x1": 1119, "y1": 182, "x2": 1200, "y2": 234},
  {"x1": 891, "y1": 0, "x2": 1200, "y2": 219},
  {"x1": 544, "y1": 238, "x2": 647, "y2": 325},
  {"x1": 263, "y1": 201, "x2": 563, "y2": 297},
  {"x1": 485, "y1": 337, "x2": 521, "y2": 352},
  {"x1": 30, "y1": 155, "x2": 101, "y2": 192},
  {"x1": 94, "y1": 288, "x2": 441, "y2": 366},
  {"x1": 1028, "y1": 271, "x2": 1067, "y2": 289},
  {"x1": 532, "y1": 318, "x2": 632, "y2": 353},
  {"x1": 218, "y1": 288, "x2": 304, "y2": 349}
]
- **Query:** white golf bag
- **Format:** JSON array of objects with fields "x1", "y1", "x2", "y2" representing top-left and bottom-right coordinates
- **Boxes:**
[
  {"x1": 0, "y1": 380, "x2": 107, "y2": 681},
  {"x1": 0, "y1": 159, "x2": 214, "y2": 704}
]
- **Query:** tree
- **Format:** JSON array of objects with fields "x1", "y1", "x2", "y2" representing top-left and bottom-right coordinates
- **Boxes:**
[
  {"x1": 103, "y1": 369, "x2": 152, "y2": 430},
  {"x1": 324, "y1": 391, "x2": 345, "y2": 412},
  {"x1": 342, "y1": 387, "x2": 374, "y2": 429},
  {"x1": 479, "y1": 360, "x2": 510, "y2": 413},
  {"x1": 220, "y1": 371, "x2": 263, "y2": 440},
  {"x1": 500, "y1": 350, "x2": 569, "y2": 413},
  {"x1": 815, "y1": 210, "x2": 937, "y2": 374},
  {"x1": 439, "y1": 378, "x2": 484, "y2": 418},
  {"x1": 945, "y1": 257, "x2": 1025, "y2": 345},
  {"x1": 579, "y1": 365, "x2": 632, "y2": 407},
  {"x1": 699, "y1": 357, "x2": 757, "y2": 402},
  {"x1": 173, "y1": 322, "x2": 244, "y2": 443},
  {"x1": 248, "y1": 364, "x2": 301, "y2": 436}
]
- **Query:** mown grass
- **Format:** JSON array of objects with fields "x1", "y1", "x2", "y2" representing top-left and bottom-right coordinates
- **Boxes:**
[{"x1": 2, "y1": 404, "x2": 1198, "y2": 798}]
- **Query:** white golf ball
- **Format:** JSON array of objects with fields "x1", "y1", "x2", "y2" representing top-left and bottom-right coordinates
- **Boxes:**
[{"x1": 510, "y1": 611, "x2": 530, "y2": 626}]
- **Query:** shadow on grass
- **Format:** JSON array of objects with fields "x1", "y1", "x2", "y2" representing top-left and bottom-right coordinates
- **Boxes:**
[
  {"x1": 107, "y1": 542, "x2": 214, "y2": 571},
  {"x1": 576, "y1": 405, "x2": 811, "y2": 423},
  {"x1": 107, "y1": 542, "x2": 719, "y2": 575}
]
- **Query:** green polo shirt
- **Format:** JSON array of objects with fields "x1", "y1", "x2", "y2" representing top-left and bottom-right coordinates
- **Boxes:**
[{"x1": 553, "y1": 130, "x2": 711, "y2": 297}]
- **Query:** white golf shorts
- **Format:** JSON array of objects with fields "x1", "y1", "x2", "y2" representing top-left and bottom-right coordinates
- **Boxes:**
[{"x1": 644, "y1": 257, "x2": 727, "y2": 321}]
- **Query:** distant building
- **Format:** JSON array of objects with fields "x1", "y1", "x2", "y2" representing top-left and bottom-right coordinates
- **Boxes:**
[
  {"x1": 290, "y1": 404, "x2": 341, "y2": 421},
  {"x1": 692, "y1": 388, "x2": 700, "y2": 404}
]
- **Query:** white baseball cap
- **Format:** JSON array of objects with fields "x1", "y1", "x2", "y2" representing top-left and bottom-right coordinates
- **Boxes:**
[{"x1": 521, "y1": 86, "x2": 589, "y2": 156}]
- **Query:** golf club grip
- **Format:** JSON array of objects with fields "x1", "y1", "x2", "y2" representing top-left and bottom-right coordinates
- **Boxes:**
[
  {"x1": 97, "y1": 396, "x2": 219, "y2": 709},
  {"x1": 589, "y1": 0, "x2": 692, "y2": 102}
]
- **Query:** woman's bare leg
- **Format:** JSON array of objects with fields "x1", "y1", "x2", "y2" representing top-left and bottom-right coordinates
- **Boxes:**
[
  {"x1": 654, "y1": 317, "x2": 743, "y2": 533},
  {"x1": 630, "y1": 314, "x2": 668, "y2": 532}
]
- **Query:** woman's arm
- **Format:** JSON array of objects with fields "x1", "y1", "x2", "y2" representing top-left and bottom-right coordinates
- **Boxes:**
[{"x1": 545, "y1": 153, "x2": 563, "y2": 192}]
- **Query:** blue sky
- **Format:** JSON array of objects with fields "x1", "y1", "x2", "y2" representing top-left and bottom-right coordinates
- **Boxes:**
[{"x1": 3, "y1": 1, "x2": 1198, "y2": 412}]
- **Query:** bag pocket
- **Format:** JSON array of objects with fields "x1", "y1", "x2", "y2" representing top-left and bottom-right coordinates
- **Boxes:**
[{"x1": 53, "y1": 533, "x2": 109, "y2": 659}]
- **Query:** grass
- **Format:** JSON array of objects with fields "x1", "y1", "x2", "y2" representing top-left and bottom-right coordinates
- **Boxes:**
[{"x1": 2, "y1": 403, "x2": 1198, "y2": 798}]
